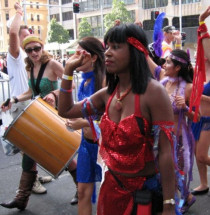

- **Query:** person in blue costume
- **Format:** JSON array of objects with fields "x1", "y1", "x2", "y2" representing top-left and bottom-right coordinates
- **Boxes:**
[
  {"x1": 190, "y1": 7, "x2": 210, "y2": 197},
  {"x1": 191, "y1": 59, "x2": 210, "y2": 196},
  {"x1": 0, "y1": 35, "x2": 78, "y2": 210},
  {"x1": 64, "y1": 37, "x2": 105, "y2": 215}
]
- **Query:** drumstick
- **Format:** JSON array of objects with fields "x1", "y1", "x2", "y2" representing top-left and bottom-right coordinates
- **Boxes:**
[{"x1": 3, "y1": 98, "x2": 10, "y2": 107}]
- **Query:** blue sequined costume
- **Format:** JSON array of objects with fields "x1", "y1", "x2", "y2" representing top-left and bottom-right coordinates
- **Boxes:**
[{"x1": 77, "y1": 71, "x2": 102, "y2": 186}]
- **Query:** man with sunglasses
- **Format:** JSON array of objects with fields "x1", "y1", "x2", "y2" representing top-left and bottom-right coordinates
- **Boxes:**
[{"x1": 5, "y1": 2, "x2": 52, "y2": 195}]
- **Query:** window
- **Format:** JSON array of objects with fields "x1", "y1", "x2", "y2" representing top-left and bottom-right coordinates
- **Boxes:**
[
  {"x1": 31, "y1": 26, "x2": 35, "y2": 33},
  {"x1": 5, "y1": 0, "x2": 8, "y2": 7},
  {"x1": 36, "y1": 2, "x2": 39, "y2": 9},
  {"x1": 61, "y1": 0, "x2": 72, "y2": 4},
  {"x1": 38, "y1": 26, "x2": 41, "y2": 34},
  {"x1": 172, "y1": 15, "x2": 199, "y2": 28},
  {"x1": 62, "y1": 11, "x2": 73, "y2": 21},
  {"x1": 143, "y1": 18, "x2": 168, "y2": 30},
  {"x1": 50, "y1": 14, "x2": 60, "y2": 22},
  {"x1": 31, "y1": 14, "x2": 34, "y2": 21},
  {"x1": 37, "y1": 15, "x2": 40, "y2": 21},
  {"x1": 5, "y1": 13, "x2": 9, "y2": 21},
  {"x1": 142, "y1": 0, "x2": 168, "y2": 9},
  {"x1": 30, "y1": 1, "x2": 33, "y2": 8},
  {"x1": 172, "y1": 0, "x2": 200, "y2": 4}
]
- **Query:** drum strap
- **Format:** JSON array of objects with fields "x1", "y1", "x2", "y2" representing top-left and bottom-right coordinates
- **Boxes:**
[{"x1": 30, "y1": 62, "x2": 48, "y2": 96}]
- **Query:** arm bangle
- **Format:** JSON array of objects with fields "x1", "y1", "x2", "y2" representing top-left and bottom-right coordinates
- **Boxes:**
[
  {"x1": 60, "y1": 88, "x2": 73, "y2": 93},
  {"x1": 62, "y1": 74, "x2": 73, "y2": 81},
  {"x1": 199, "y1": 21, "x2": 205, "y2": 26}
]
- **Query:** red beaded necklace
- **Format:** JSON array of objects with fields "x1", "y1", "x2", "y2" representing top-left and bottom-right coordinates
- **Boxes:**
[{"x1": 115, "y1": 84, "x2": 132, "y2": 111}]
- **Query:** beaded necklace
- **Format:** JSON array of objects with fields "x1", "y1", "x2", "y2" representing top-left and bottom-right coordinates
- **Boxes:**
[{"x1": 115, "y1": 84, "x2": 132, "y2": 111}]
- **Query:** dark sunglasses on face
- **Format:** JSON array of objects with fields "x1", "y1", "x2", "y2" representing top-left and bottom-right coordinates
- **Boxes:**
[{"x1": 25, "y1": 46, "x2": 42, "y2": 54}]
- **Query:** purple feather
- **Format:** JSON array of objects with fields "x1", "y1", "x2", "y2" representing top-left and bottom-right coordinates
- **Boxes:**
[{"x1": 153, "y1": 12, "x2": 165, "y2": 57}]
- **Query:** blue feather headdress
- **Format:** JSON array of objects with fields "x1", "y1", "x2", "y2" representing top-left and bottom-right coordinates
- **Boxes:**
[{"x1": 153, "y1": 12, "x2": 166, "y2": 57}]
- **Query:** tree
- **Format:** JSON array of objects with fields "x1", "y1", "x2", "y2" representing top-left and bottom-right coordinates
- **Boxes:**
[
  {"x1": 78, "y1": 17, "x2": 93, "y2": 39},
  {"x1": 104, "y1": 0, "x2": 134, "y2": 32},
  {"x1": 48, "y1": 18, "x2": 69, "y2": 43}
]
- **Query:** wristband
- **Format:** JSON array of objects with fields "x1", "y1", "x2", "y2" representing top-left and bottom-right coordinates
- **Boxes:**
[
  {"x1": 199, "y1": 21, "x2": 205, "y2": 26},
  {"x1": 175, "y1": 44, "x2": 181, "y2": 48},
  {"x1": 62, "y1": 74, "x2": 73, "y2": 81},
  {"x1": 13, "y1": 96, "x2": 19, "y2": 103},
  {"x1": 16, "y1": 11, "x2": 23, "y2": 16},
  {"x1": 198, "y1": 23, "x2": 208, "y2": 34},
  {"x1": 60, "y1": 88, "x2": 73, "y2": 93}
]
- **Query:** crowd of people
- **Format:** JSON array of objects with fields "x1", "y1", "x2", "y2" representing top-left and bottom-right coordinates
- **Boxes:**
[{"x1": 0, "y1": 1, "x2": 210, "y2": 215}]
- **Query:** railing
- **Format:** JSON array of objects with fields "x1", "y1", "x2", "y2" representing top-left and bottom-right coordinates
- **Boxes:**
[{"x1": 0, "y1": 72, "x2": 10, "y2": 104}]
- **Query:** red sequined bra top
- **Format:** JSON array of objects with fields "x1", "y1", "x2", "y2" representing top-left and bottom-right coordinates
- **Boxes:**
[{"x1": 99, "y1": 89, "x2": 154, "y2": 174}]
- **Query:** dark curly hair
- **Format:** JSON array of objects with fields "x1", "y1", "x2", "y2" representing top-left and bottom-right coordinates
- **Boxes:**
[
  {"x1": 104, "y1": 23, "x2": 152, "y2": 95},
  {"x1": 170, "y1": 49, "x2": 194, "y2": 83}
]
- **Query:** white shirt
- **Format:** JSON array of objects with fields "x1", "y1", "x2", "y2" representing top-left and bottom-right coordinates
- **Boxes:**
[{"x1": 7, "y1": 48, "x2": 29, "y2": 97}]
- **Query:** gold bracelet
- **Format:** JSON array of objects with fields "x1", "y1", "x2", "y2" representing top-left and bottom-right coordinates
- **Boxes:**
[
  {"x1": 175, "y1": 44, "x2": 181, "y2": 48},
  {"x1": 62, "y1": 74, "x2": 73, "y2": 80},
  {"x1": 199, "y1": 21, "x2": 205, "y2": 26}
]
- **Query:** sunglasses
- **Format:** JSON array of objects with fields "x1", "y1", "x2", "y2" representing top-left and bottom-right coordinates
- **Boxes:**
[{"x1": 25, "y1": 46, "x2": 42, "y2": 54}]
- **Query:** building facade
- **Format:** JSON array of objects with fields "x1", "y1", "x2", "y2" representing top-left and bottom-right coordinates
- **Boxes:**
[
  {"x1": 0, "y1": 0, "x2": 48, "y2": 54},
  {"x1": 1, "y1": 0, "x2": 209, "y2": 55}
]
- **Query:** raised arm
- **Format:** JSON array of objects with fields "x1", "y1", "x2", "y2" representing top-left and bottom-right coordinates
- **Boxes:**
[
  {"x1": 58, "y1": 50, "x2": 106, "y2": 119},
  {"x1": 147, "y1": 56, "x2": 165, "y2": 80},
  {"x1": 199, "y1": 6, "x2": 210, "y2": 61},
  {"x1": 9, "y1": 2, "x2": 23, "y2": 58}
]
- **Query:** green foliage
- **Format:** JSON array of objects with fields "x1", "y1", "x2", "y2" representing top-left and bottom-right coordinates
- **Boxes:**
[
  {"x1": 48, "y1": 18, "x2": 69, "y2": 44},
  {"x1": 78, "y1": 17, "x2": 93, "y2": 39},
  {"x1": 104, "y1": 0, "x2": 134, "y2": 32}
]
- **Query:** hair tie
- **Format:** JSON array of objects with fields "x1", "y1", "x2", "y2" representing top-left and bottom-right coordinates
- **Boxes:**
[{"x1": 127, "y1": 37, "x2": 149, "y2": 56}]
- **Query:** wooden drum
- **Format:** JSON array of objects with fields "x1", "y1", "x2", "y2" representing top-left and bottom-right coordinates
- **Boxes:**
[{"x1": 4, "y1": 97, "x2": 81, "y2": 178}]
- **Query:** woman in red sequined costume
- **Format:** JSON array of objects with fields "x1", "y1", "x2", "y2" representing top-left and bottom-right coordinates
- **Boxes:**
[{"x1": 58, "y1": 24, "x2": 176, "y2": 215}]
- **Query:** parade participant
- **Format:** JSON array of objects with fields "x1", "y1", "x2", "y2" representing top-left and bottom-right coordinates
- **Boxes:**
[
  {"x1": 191, "y1": 7, "x2": 210, "y2": 196},
  {"x1": 5, "y1": 2, "x2": 51, "y2": 195},
  {"x1": 0, "y1": 34, "x2": 77, "y2": 210},
  {"x1": 65, "y1": 36, "x2": 104, "y2": 215},
  {"x1": 198, "y1": 6, "x2": 210, "y2": 62},
  {"x1": 58, "y1": 23, "x2": 176, "y2": 215},
  {"x1": 162, "y1": 25, "x2": 182, "y2": 58},
  {"x1": 191, "y1": 58, "x2": 210, "y2": 196},
  {"x1": 148, "y1": 49, "x2": 196, "y2": 213}
]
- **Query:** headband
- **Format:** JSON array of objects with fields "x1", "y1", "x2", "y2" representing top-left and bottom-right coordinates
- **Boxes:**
[
  {"x1": 169, "y1": 54, "x2": 188, "y2": 64},
  {"x1": 127, "y1": 37, "x2": 149, "y2": 56},
  {"x1": 22, "y1": 35, "x2": 44, "y2": 49}
]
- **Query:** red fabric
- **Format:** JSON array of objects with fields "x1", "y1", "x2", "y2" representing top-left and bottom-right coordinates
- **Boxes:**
[
  {"x1": 190, "y1": 24, "x2": 210, "y2": 122},
  {"x1": 99, "y1": 91, "x2": 154, "y2": 174},
  {"x1": 97, "y1": 171, "x2": 146, "y2": 215},
  {"x1": 127, "y1": 37, "x2": 149, "y2": 56}
]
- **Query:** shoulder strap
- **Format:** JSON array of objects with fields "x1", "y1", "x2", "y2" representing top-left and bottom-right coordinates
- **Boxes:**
[{"x1": 30, "y1": 62, "x2": 48, "y2": 96}]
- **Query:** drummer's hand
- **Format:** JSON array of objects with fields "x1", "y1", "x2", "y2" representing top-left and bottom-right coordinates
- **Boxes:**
[
  {"x1": 43, "y1": 94, "x2": 56, "y2": 108},
  {"x1": 1, "y1": 99, "x2": 12, "y2": 112},
  {"x1": 66, "y1": 118, "x2": 87, "y2": 130},
  {"x1": 65, "y1": 50, "x2": 91, "y2": 72}
]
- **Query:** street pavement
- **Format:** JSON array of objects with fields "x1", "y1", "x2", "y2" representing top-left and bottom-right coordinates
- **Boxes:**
[
  {"x1": 0, "y1": 143, "x2": 209, "y2": 215},
  {"x1": 0, "y1": 72, "x2": 210, "y2": 215}
]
